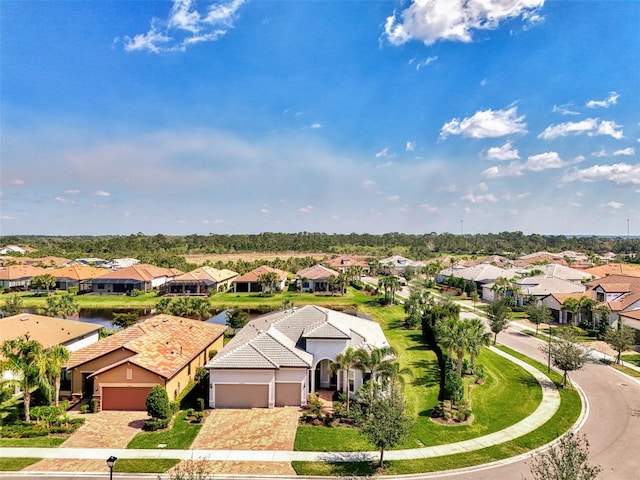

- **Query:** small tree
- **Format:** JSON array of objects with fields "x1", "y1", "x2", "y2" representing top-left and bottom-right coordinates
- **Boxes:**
[
  {"x1": 358, "y1": 389, "x2": 413, "y2": 468},
  {"x1": 528, "y1": 431, "x2": 601, "y2": 480},
  {"x1": 526, "y1": 302, "x2": 552, "y2": 335},
  {"x1": 604, "y1": 321, "x2": 635, "y2": 364},
  {"x1": 146, "y1": 385, "x2": 171, "y2": 421},
  {"x1": 225, "y1": 308, "x2": 249, "y2": 330},
  {"x1": 487, "y1": 298, "x2": 511, "y2": 345},
  {"x1": 1, "y1": 294, "x2": 24, "y2": 317},
  {"x1": 112, "y1": 311, "x2": 140, "y2": 329},
  {"x1": 31, "y1": 274, "x2": 56, "y2": 295},
  {"x1": 542, "y1": 329, "x2": 590, "y2": 388}
]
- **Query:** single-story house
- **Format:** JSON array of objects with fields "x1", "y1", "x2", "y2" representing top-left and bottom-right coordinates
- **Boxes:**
[
  {"x1": 107, "y1": 258, "x2": 140, "y2": 270},
  {"x1": 378, "y1": 255, "x2": 425, "y2": 274},
  {"x1": 618, "y1": 310, "x2": 640, "y2": 343},
  {"x1": 233, "y1": 265, "x2": 288, "y2": 293},
  {"x1": 582, "y1": 263, "x2": 640, "y2": 278},
  {"x1": 511, "y1": 276, "x2": 586, "y2": 306},
  {"x1": 0, "y1": 245, "x2": 32, "y2": 255},
  {"x1": 0, "y1": 265, "x2": 49, "y2": 291},
  {"x1": 69, "y1": 258, "x2": 111, "y2": 268},
  {"x1": 91, "y1": 264, "x2": 183, "y2": 295},
  {"x1": 50, "y1": 265, "x2": 108, "y2": 292},
  {"x1": 206, "y1": 305, "x2": 390, "y2": 409},
  {"x1": 325, "y1": 256, "x2": 370, "y2": 275},
  {"x1": 296, "y1": 265, "x2": 339, "y2": 292},
  {"x1": 160, "y1": 266, "x2": 238, "y2": 295},
  {"x1": 0, "y1": 314, "x2": 101, "y2": 399},
  {"x1": 65, "y1": 314, "x2": 226, "y2": 410}
]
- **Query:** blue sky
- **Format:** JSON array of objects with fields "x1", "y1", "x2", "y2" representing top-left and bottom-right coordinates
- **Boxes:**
[{"x1": 1, "y1": 0, "x2": 639, "y2": 236}]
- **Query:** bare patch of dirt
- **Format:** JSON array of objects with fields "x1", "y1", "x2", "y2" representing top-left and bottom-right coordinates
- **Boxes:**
[{"x1": 184, "y1": 252, "x2": 330, "y2": 265}]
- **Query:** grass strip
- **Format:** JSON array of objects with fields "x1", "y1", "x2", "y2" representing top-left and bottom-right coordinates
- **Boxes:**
[
  {"x1": 127, "y1": 411, "x2": 202, "y2": 449},
  {"x1": 114, "y1": 459, "x2": 180, "y2": 473},
  {"x1": 0, "y1": 458, "x2": 41, "y2": 471},
  {"x1": 292, "y1": 345, "x2": 581, "y2": 476},
  {"x1": 613, "y1": 364, "x2": 640, "y2": 378},
  {"x1": 0, "y1": 437, "x2": 66, "y2": 447}
]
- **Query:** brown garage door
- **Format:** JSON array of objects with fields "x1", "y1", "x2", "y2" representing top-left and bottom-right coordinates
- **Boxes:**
[
  {"x1": 275, "y1": 383, "x2": 301, "y2": 407},
  {"x1": 102, "y1": 386, "x2": 153, "y2": 411},
  {"x1": 215, "y1": 384, "x2": 269, "y2": 408}
]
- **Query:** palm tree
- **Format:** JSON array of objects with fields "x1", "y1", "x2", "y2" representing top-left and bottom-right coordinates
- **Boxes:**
[
  {"x1": 379, "y1": 275, "x2": 401, "y2": 304},
  {"x1": 379, "y1": 361, "x2": 413, "y2": 397},
  {"x1": 354, "y1": 346, "x2": 397, "y2": 393},
  {"x1": 562, "y1": 297, "x2": 581, "y2": 326},
  {"x1": 1, "y1": 294, "x2": 24, "y2": 317},
  {"x1": 466, "y1": 318, "x2": 491, "y2": 369},
  {"x1": 44, "y1": 293, "x2": 79, "y2": 319},
  {"x1": 31, "y1": 274, "x2": 56, "y2": 295},
  {"x1": 491, "y1": 276, "x2": 511, "y2": 299},
  {"x1": 0, "y1": 335, "x2": 51, "y2": 422},
  {"x1": 330, "y1": 347, "x2": 359, "y2": 411},
  {"x1": 403, "y1": 288, "x2": 431, "y2": 329},
  {"x1": 44, "y1": 345, "x2": 70, "y2": 406}
]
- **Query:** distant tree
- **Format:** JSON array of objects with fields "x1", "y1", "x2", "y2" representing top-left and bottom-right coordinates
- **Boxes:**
[
  {"x1": 44, "y1": 293, "x2": 79, "y2": 319},
  {"x1": 528, "y1": 431, "x2": 601, "y2": 480},
  {"x1": 146, "y1": 385, "x2": 171, "y2": 421},
  {"x1": 225, "y1": 308, "x2": 249, "y2": 330},
  {"x1": 30, "y1": 274, "x2": 56, "y2": 295},
  {"x1": 605, "y1": 321, "x2": 636, "y2": 364},
  {"x1": 1, "y1": 294, "x2": 24, "y2": 317},
  {"x1": 526, "y1": 302, "x2": 552, "y2": 335},
  {"x1": 257, "y1": 271, "x2": 279, "y2": 294},
  {"x1": 469, "y1": 291, "x2": 480, "y2": 309},
  {"x1": 542, "y1": 328, "x2": 590, "y2": 388},
  {"x1": 112, "y1": 311, "x2": 140, "y2": 329},
  {"x1": 487, "y1": 298, "x2": 511, "y2": 345},
  {"x1": 403, "y1": 288, "x2": 431, "y2": 329},
  {"x1": 358, "y1": 389, "x2": 413, "y2": 468},
  {"x1": 155, "y1": 297, "x2": 173, "y2": 314}
]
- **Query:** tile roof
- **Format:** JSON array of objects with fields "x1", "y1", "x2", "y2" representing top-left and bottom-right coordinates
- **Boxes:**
[
  {"x1": 0, "y1": 265, "x2": 49, "y2": 280},
  {"x1": 325, "y1": 256, "x2": 369, "y2": 269},
  {"x1": 170, "y1": 266, "x2": 238, "y2": 283},
  {"x1": 583, "y1": 264, "x2": 640, "y2": 277},
  {"x1": 67, "y1": 315, "x2": 226, "y2": 379},
  {"x1": 235, "y1": 265, "x2": 288, "y2": 283},
  {"x1": 207, "y1": 305, "x2": 388, "y2": 371},
  {"x1": 296, "y1": 264, "x2": 339, "y2": 280},
  {"x1": 92, "y1": 264, "x2": 183, "y2": 282},
  {"x1": 514, "y1": 276, "x2": 586, "y2": 295},
  {"x1": 0, "y1": 314, "x2": 101, "y2": 349},
  {"x1": 50, "y1": 265, "x2": 108, "y2": 281}
]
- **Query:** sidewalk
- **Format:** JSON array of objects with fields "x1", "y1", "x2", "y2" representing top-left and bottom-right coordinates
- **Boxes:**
[{"x1": 0, "y1": 348, "x2": 561, "y2": 465}]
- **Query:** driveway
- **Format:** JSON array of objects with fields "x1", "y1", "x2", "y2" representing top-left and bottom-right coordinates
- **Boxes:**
[{"x1": 24, "y1": 411, "x2": 147, "y2": 473}]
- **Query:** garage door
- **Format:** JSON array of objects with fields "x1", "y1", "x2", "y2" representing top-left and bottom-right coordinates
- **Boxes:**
[
  {"x1": 215, "y1": 384, "x2": 269, "y2": 408},
  {"x1": 275, "y1": 383, "x2": 301, "y2": 407},
  {"x1": 102, "y1": 386, "x2": 152, "y2": 411}
]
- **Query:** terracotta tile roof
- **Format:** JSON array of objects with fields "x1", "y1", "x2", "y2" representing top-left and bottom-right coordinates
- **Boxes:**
[
  {"x1": 170, "y1": 266, "x2": 237, "y2": 283},
  {"x1": 583, "y1": 264, "x2": 640, "y2": 277},
  {"x1": 92, "y1": 264, "x2": 183, "y2": 282},
  {"x1": 235, "y1": 265, "x2": 288, "y2": 283},
  {"x1": 0, "y1": 265, "x2": 49, "y2": 280},
  {"x1": 50, "y1": 265, "x2": 108, "y2": 281},
  {"x1": 67, "y1": 315, "x2": 226, "y2": 379},
  {"x1": 325, "y1": 256, "x2": 369, "y2": 269},
  {"x1": 585, "y1": 275, "x2": 640, "y2": 292},
  {"x1": 548, "y1": 292, "x2": 595, "y2": 304},
  {"x1": 0, "y1": 314, "x2": 101, "y2": 349},
  {"x1": 619, "y1": 310, "x2": 640, "y2": 321},
  {"x1": 23, "y1": 257, "x2": 72, "y2": 267},
  {"x1": 296, "y1": 264, "x2": 339, "y2": 280}
]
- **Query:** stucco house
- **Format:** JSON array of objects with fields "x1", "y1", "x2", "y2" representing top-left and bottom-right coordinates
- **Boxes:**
[
  {"x1": 233, "y1": 265, "x2": 288, "y2": 293},
  {"x1": 50, "y1": 265, "x2": 108, "y2": 292},
  {"x1": 160, "y1": 266, "x2": 238, "y2": 295},
  {"x1": 0, "y1": 265, "x2": 49, "y2": 291},
  {"x1": 378, "y1": 255, "x2": 425, "y2": 274},
  {"x1": 325, "y1": 256, "x2": 370, "y2": 275},
  {"x1": 206, "y1": 305, "x2": 390, "y2": 409},
  {"x1": 296, "y1": 265, "x2": 339, "y2": 292},
  {"x1": 65, "y1": 315, "x2": 226, "y2": 410},
  {"x1": 90, "y1": 264, "x2": 183, "y2": 295}
]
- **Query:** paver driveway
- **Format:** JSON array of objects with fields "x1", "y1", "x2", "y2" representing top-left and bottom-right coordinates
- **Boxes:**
[{"x1": 25, "y1": 410, "x2": 147, "y2": 472}]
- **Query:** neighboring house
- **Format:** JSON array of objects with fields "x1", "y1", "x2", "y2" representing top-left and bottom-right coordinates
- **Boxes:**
[
  {"x1": 206, "y1": 305, "x2": 390, "y2": 409},
  {"x1": 582, "y1": 263, "x2": 640, "y2": 278},
  {"x1": 0, "y1": 245, "x2": 28, "y2": 255},
  {"x1": 513, "y1": 252, "x2": 569, "y2": 267},
  {"x1": 512, "y1": 276, "x2": 586, "y2": 305},
  {"x1": 0, "y1": 313, "x2": 101, "y2": 399},
  {"x1": 378, "y1": 255, "x2": 425, "y2": 274},
  {"x1": 439, "y1": 264, "x2": 517, "y2": 297},
  {"x1": 0, "y1": 265, "x2": 49, "y2": 291},
  {"x1": 618, "y1": 310, "x2": 640, "y2": 343},
  {"x1": 325, "y1": 256, "x2": 370, "y2": 275},
  {"x1": 91, "y1": 264, "x2": 183, "y2": 295},
  {"x1": 65, "y1": 315, "x2": 226, "y2": 410},
  {"x1": 107, "y1": 258, "x2": 140, "y2": 270},
  {"x1": 296, "y1": 265, "x2": 339, "y2": 292},
  {"x1": 160, "y1": 266, "x2": 238, "y2": 296},
  {"x1": 69, "y1": 258, "x2": 111, "y2": 268},
  {"x1": 50, "y1": 265, "x2": 108, "y2": 292},
  {"x1": 459, "y1": 255, "x2": 512, "y2": 268},
  {"x1": 233, "y1": 265, "x2": 288, "y2": 293},
  {"x1": 532, "y1": 263, "x2": 595, "y2": 283}
]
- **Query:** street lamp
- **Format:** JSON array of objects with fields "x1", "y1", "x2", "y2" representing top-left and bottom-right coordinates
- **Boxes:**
[{"x1": 106, "y1": 456, "x2": 117, "y2": 480}]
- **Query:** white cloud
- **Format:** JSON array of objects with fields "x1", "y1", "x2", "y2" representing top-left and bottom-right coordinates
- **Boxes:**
[
  {"x1": 1, "y1": 215, "x2": 16, "y2": 220},
  {"x1": 415, "y1": 56, "x2": 438, "y2": 70},
  {"x1": 562, "y1": 163, "x2": 640, "y2": 185},
  {"x1": 362, "y1": 179, "x2": 376, "y2": 188},
  {"x1": 591, "y1": 149, "x2": 608, "y2": 158},
  {"x1": 406, "y1": 141, "x2": 415, "y2": 152},
  {"x1": 601, "y1": 201, "x2": 623, "y2": 210},
  {"x1": 54, "y1": 196, "x2": 75, "y2": 204},
  {"x1": 94, "y1": 190, "x2": 111, "y2": 197},
  {"x1": 461, "y1": 193, "x2": 498, "y2": 203},
  {"x1": 375, "y1": 147, "x2": 390, "y2": 158},
  {"x1": 586, "y1": 91, "x2": 619, "y2": 108},
  {"x1": 552, "y1": 103, "x2": 580, "y2": 116},
  {"x1": 260, "y1": 208, "x2": 269, "y2": 214},
  {"x1": 484, "y1": 142, "x2": 520, "y2": 161},
  {"x1": 123, "y1": 0, "x2": 245, "y2": 53},
  {"x1": 9, "y1": 179, "x2": 24, "y2": 185},
  {"x1": 387, "y1": 195, "x2": 400, "y2": 201},
  {"x1": 420, "y1": 203, "x2": 440, "y2": 213},
  {"x1": 538, "y1": 118, "x2": 623, "y2": 140},
  {"x1": 384, "y1": 0, "x2": 544, "y2": 46},
  {"x1": 299, "y1": 205, "x2": 314, "y2": 213},
  {"x1": 92, "y1": 204, "x2": 109, "y2": 209},
  {"x1": 482, "y1": 151, "x2": 566, "y2": 177},
  {"x1": 64, "y1": 189, "x2": 80, "y2": 195},
  {"x1": 614, "y1": 147, "x2": 635, "y2": 156},
  {"x1": 440, "y1": 106, "x2": 527, "y2": 140},
  {"x1": 310, "y1": 123, "x2": 322, "y2": 129}
]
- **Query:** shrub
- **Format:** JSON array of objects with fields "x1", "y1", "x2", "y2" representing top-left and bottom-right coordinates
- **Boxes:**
[
  {"x1": 68, "y1": 286, "x2": 79, "y2": 295},
  {"x1": 190, "y1": 411, "x2": 204, "y2": 423},
  {"x1": 89, "y1": 398, "x2": 99, "y2": 413},
  {"x1": 0, "y1": 422, "x2": 49, "y2": 438},
  {"x1": 142, "y1": 418, "x2": 170, "y2": 431},
  {"x1": 442, "y1": 370, "x2": 464, "y2": 405},
  {"x1": 196, "y1": 397, "x2": 205, "y2": 412},
  {"x1": 80, "y1": 404, "x2": 89, "y2": 414},
  {"x1": 128, "y1": 289, "x2": 141, "y2": 297},
  {"x1": 146, "y1": 385, "x2": 171, "y2": 420}
]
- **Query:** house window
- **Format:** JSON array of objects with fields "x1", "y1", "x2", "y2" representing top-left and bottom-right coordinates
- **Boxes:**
[
  {"x1": 60, "y1": 370, "x2": 71, "y2": 391},
  {"x1": 348, "y1": 370, "x2": 355, "y2": 393},
  {"x1": 126, "y1": 368, "x2": 133, "y2": 380},
  {"x1": 596, "y1": 292, "x2": 605, "y2": 302}
]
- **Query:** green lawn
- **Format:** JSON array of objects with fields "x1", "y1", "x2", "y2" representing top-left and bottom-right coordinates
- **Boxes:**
[
  {"x1": 127, "y1": 411, "x2": 202, "y2": 449},
  {"x1": 622, "y1": 353, "x2": 640, "y2": 367},
  {"x1": 0, "y1": 458, "x2": 41, "y2": 471},
  {"x1": 114, "y1": 459, "x2": 180, "y2": 473},
  {"x1": 6, "y1": 291, "x2": 160, "y2": 310},
  {"x1": 294, "y1": 303, "x2": 542, "y2": 451},
  {"x1": 0, "y1": 437, "x2": 66, "y2": 447}
]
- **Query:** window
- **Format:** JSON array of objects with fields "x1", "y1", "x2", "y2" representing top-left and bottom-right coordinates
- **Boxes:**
[
  {"x1": 60, "y1": 370, "x2": 71, "y2": 391},
  {"x1": 348, "y1": 369, "x2": 355, "y2": 393},
  {"x1": 126, "y1": 368, "x2": 133, "y2": 380}
]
